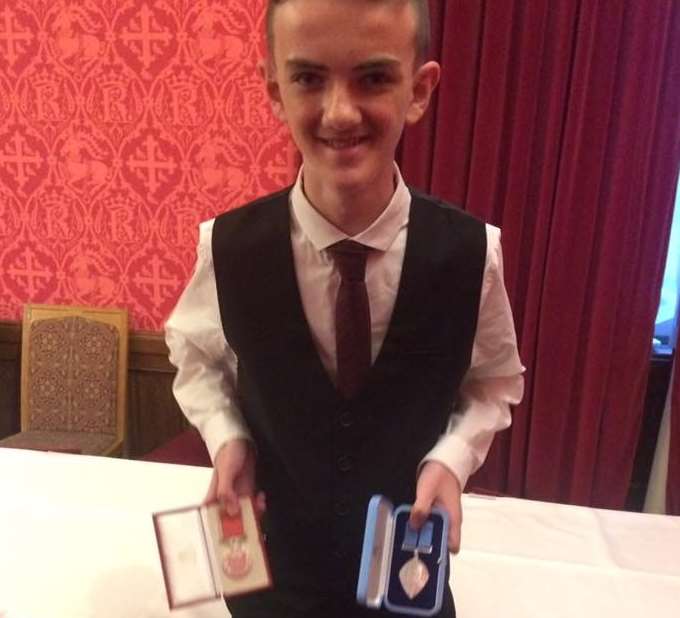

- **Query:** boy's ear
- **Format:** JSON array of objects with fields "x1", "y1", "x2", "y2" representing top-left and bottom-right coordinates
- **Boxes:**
[
  {"x1": 405, "y1": 60, "x2": 441, "y2": 125},
  {"x1": 259, "y1": 58, "x2": 287, "y2": 123}
]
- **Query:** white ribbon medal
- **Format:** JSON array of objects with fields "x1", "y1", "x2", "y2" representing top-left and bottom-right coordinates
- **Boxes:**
[
  {"x1": 398, "y1": 521, "x2": 433, "y2": 599},
  {"x1": 399, "y1": 549, "x2": 430, "y2": 598}
]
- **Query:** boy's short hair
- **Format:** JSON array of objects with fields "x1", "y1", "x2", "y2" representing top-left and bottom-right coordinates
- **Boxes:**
[{"x1": 265, "y1": 0, "x2": 431, "y2": 65}]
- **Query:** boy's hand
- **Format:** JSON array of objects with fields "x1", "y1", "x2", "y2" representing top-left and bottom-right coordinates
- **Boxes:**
[
  {"x1": 409, "y1": 461, "x2": 462, "y2": 554},
  {"x1": 204, "y1": 438, "x2": 266, "y2": 517}
]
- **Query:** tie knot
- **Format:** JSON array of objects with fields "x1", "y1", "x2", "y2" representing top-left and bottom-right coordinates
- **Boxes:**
[{"x1": 328, "y1": 240, "x2": 370, "y2": 282}]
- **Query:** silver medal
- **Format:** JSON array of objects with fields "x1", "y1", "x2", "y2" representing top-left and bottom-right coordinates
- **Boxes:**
[{"x1": 399, "y1": 550, "x2": 430, "y2": 599}]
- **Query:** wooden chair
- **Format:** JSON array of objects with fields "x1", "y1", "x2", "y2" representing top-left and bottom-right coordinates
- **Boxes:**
[{"x1": 0, "y1": 304, "x2": 128, "y2": 456}]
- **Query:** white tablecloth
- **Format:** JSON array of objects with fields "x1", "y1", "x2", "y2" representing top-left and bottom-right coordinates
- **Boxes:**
[{"x1": 0, "y1": 448, "x2": 678, "y2": 618}]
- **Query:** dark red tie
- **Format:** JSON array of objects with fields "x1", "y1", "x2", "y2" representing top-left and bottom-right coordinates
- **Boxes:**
[{"x1": 328, "y1": 240, "x2": 372, "y2": 398}]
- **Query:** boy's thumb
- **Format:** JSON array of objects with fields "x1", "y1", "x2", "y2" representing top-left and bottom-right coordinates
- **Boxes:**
[
  {"x1": 409, "y1": 491, "x2": 434, "y2": 530},
  {"x1": 217, "y1": 473, "x2": 240, "y2": 516}
]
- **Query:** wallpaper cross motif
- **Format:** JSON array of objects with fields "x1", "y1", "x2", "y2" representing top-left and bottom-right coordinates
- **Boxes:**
[{"x1": 0, "y1": 0, "x2": 297, "y2": 330}]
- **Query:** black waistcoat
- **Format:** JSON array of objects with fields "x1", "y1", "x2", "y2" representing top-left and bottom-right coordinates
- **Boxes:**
[{"x1": 212, "y1": 187, "x2": 486, "y2": 596}]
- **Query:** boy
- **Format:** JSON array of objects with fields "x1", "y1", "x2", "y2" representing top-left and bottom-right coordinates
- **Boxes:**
[{"x1": 165, "y1": 1, "x2": 524, "y2": 616}]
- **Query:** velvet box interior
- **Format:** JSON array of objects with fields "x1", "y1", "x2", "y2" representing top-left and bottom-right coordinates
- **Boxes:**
[
  {"x1": 356, "y1": 495, "x2": 449, "y2": 616},
  {"x1": 153, "y1": 497, "x2": 271, "y2": 609}
]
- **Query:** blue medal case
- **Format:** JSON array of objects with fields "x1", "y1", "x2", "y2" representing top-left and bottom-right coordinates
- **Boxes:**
[{"x1": 356, "y1": 495, "x2": 449, "y2": 616}]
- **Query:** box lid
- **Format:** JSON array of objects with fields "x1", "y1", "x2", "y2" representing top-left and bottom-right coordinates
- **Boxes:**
[{"x1": 356, "y1": 495, "x2": 395, "y2": 608}]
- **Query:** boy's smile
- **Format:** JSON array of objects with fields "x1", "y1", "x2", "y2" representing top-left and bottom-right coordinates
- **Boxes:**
[{"x1": 264, "y1": 0, "x2": 439, "y2": 232}]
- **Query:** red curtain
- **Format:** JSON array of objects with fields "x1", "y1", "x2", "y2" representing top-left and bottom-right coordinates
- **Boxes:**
[{"x1": 399, "y1": 1, "x2": 680, "y2": 508}]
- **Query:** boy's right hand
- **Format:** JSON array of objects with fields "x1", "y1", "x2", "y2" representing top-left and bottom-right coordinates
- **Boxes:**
[{"x1": 204, "y1": 438, "x2": 266, "y2": 517}]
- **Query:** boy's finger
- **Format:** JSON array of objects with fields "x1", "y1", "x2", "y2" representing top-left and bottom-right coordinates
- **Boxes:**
[
  {"x1": 217, "y1": 473, "x2": 240, "y2": 516},
  {"x1": 409, "y1": 493, "x2": 434, "y2": 529},
  {"x1": 206, "y1": 460, "x2": 240, "y2": 515},
  {"x1": 448, "y1": 518, "x2": 461, "y2": 554}
]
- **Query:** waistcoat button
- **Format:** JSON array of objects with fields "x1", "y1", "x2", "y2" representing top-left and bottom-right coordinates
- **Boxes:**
[
  {"x1": 339, "y1": 411, "x2": 353, "y2": 428},
  {"x1": 337, "y1": 455, "x2": 353, "y2": 472},
  {"x1": 334, "y1": 498, "x2": 350, "y2": 516}
]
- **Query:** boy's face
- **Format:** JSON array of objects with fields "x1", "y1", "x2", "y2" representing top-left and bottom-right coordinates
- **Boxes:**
[{"x1": 264, "y1": 0, "x2": 439, "y2": 199}]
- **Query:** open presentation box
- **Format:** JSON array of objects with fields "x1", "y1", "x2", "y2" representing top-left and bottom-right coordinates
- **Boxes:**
[
  {"x1": 357, "y1": 495, "x2": 449, "y2": 616},
  {"x1": 153, "y1": 497, "x2": 271, "y2": 609}
]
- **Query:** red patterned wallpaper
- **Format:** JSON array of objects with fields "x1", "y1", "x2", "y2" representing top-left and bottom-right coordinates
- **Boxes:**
[{"x1": 0, "y1": 0, "x2": 297, "y2": 330}]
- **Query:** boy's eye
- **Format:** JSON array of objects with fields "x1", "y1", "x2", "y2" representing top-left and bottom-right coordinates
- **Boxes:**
[
  {"x1": 360, "y1": 72, "x2": 392, "y2": 88},
  {"x1": 292, "y1": 72, "x2": 324, "y2": 88}
]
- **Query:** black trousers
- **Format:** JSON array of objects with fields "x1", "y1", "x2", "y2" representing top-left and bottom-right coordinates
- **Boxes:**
[{"x1": 226, "y1": 585, "x2": 455, "y2": 618}]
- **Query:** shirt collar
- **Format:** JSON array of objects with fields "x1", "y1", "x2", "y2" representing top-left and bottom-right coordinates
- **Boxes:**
[{"x1": 290, "y1": 164, "x2": 411, "y2": 252}]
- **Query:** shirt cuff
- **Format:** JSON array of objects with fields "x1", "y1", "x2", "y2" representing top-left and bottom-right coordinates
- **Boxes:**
[
  {"x1": 200, "y1": 412, "x2": 253, "y2": 464},
  {"x1": 421, "y1": 433, "x2": 482, "y2": 492}
]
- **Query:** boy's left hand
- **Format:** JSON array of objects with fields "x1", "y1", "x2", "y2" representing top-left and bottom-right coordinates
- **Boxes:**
[{"x1": 409, "y1": 461, "x2": 462, "y2": 554}]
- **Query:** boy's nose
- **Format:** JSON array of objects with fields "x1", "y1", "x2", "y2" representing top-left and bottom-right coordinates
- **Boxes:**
[{"x1": 322, "y1": 83, "x2": 361, "y2": 130}]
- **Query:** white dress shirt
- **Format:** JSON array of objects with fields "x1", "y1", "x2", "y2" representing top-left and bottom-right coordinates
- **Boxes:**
[{"x1": 165, "y1": 165, "x2": 524, "y2": 490}]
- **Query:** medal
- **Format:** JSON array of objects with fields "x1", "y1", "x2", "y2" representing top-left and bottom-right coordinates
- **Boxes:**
[
  {"x1": 219, "y1": 507, "x2": 252, "y2": 579},
  {"x1": 398, "y1": 521, "x2": 434, "y2": 599},
  {"x1": 399, "y1": 550, "x2": 430, "y2": 599},
  {"x1": 222, "y1": 536, "x2": 252, "y2": 579}
]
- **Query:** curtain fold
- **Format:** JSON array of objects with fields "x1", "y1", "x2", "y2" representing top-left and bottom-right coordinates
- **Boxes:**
[{"x1": 400, "y1": 0, "x2": 680, "y2": 508}]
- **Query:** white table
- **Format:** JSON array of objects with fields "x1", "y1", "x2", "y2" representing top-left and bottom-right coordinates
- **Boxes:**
[{"x1": 0, "y1": 448, "x2": 678, "y2": 618}]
